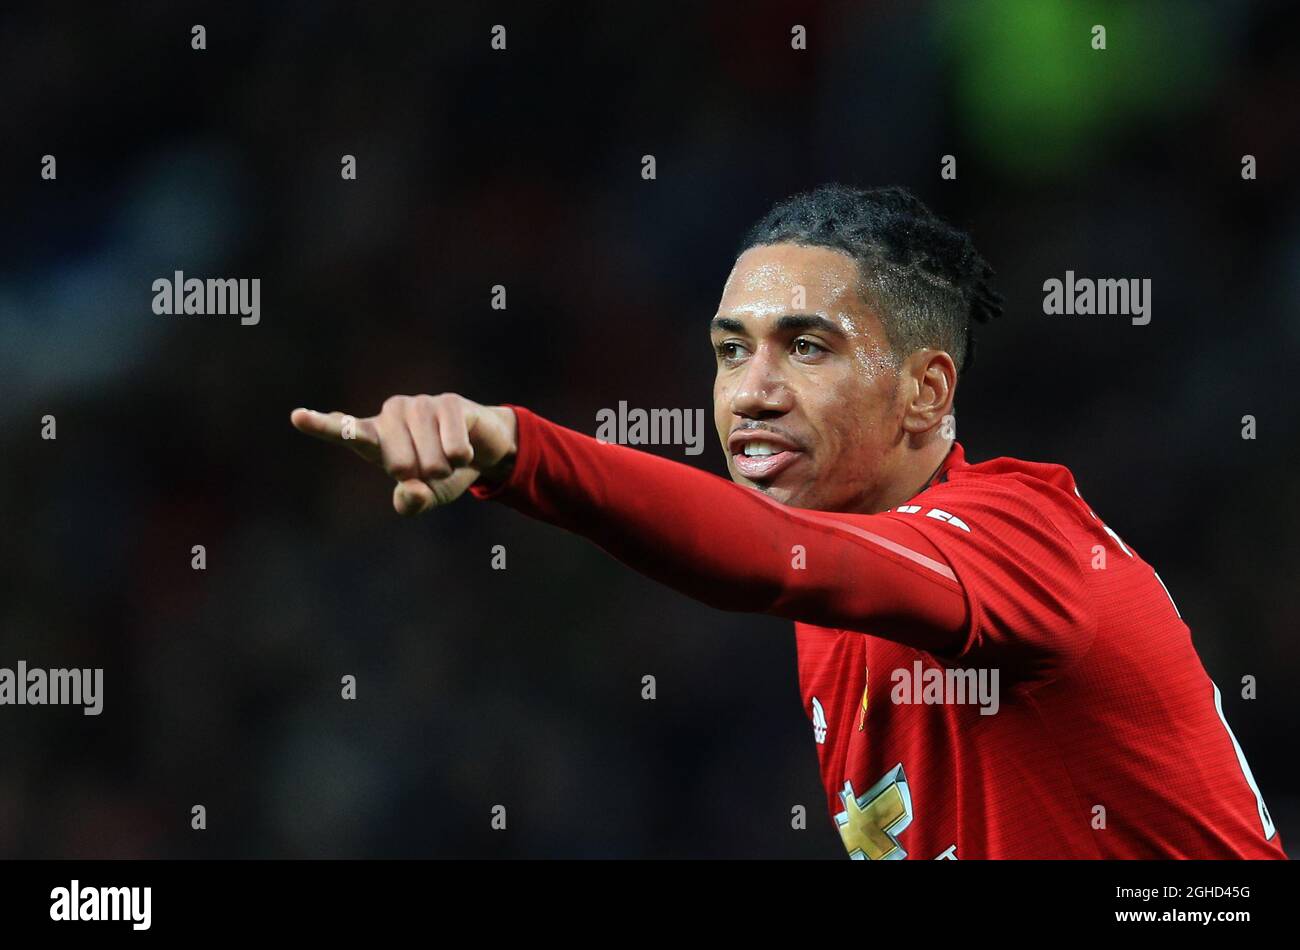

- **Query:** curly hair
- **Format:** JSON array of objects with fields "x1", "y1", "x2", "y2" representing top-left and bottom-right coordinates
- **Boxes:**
[{"x1": 738, "y1": 184, "x2": 1002, "y2": 373}]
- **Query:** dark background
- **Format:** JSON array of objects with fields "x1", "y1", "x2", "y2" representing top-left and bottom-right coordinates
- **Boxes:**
[{"x1": 1, "y1": 0, "x2": 1296, "y2": 858}]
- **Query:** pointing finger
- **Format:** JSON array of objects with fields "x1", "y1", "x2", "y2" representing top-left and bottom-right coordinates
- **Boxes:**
[{"x1": 290, "y1": 408, "x2": 381, "y2": 462}]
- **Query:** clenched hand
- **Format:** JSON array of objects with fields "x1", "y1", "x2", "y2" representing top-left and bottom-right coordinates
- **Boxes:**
[{"x1": 290, "y1": 394, "x2": 518, "y2": 515}]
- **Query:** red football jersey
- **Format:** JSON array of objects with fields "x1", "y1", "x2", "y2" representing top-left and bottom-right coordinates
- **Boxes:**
[
  {"x1": 472, "y1": 407, "x2": 1285, "y2": 859},
  {"x1": 796, "y1": 442, "x2": 1283, "y2": 859}
]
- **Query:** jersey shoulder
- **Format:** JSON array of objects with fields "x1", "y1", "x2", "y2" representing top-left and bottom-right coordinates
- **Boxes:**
[
  {"x1": 921, "y1": 447, "x2": 1100, "y2": 539},
  {"x1": 881, "y1": 445, "x2": 1103, "y2": 680}
]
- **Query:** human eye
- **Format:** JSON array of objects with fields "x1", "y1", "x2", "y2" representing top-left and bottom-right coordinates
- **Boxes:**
[
  {"x1": 792, "y1": 337, "x2": 828, "y2": 360},
  {"x1": 715, "y1": 340, "x2": 750, "y2": 364}
]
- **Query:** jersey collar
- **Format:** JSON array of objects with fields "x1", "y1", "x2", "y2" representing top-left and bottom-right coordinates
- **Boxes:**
[{"x1": 914, "y1": 440, "x2": 967, "y2": 497}]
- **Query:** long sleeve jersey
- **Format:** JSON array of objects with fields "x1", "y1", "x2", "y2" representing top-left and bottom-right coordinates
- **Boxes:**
[{"x1": 470, "y1": 405, "x2": 1285, "y2": 859}]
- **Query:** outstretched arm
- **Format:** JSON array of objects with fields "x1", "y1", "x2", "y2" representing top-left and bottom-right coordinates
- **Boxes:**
[{"x1": 290, "y1": 394, "x2": 967, "y2": 652}]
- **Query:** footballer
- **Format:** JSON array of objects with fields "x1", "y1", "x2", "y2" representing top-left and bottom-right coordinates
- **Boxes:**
[{"x1": 291, "y1": 185, "x2": 1285, "y2": 860}]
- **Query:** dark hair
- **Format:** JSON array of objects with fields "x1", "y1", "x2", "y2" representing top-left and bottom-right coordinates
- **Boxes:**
[{"x1": 738, "y1": 184, "x2": 1002, "y2": 373}]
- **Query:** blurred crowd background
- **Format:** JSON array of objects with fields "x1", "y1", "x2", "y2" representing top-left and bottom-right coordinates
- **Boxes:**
[{"x1": 1, "y1": 0, "x2": 1297, "y2": 858}]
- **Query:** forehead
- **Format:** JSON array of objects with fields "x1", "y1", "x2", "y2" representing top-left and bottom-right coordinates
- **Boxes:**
[{"x1": 717, "y1": 243, "x2": 868, "y2": 322}]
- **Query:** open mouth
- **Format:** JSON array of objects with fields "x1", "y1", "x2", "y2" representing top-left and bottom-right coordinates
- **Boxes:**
[{"x1": 732, "y1": 441, "x2": 803, "y2": 481}]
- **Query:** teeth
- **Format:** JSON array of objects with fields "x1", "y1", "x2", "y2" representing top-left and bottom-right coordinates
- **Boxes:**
[{"x1": 742, "y1": 442, "x2": 782, "y2": 457}]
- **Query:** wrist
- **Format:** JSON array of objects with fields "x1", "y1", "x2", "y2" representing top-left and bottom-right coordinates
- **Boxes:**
[{"x1": 477, "y1": 405, "x2": 518, "y2": 485}]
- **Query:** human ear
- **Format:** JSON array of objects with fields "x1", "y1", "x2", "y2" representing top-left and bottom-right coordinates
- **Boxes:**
[{"x1": 901, "y1": 349, "x2": 956, "y2": 434}]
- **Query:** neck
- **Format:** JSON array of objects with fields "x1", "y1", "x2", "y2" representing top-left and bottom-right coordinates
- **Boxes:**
[{"x1": 868, "y1": 437, "x2": 953, "y2": 514}]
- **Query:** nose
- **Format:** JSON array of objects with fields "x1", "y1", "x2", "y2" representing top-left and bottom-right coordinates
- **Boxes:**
[{"x1": 729, "y1": 344, "x2": 794, "y2": 419}]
